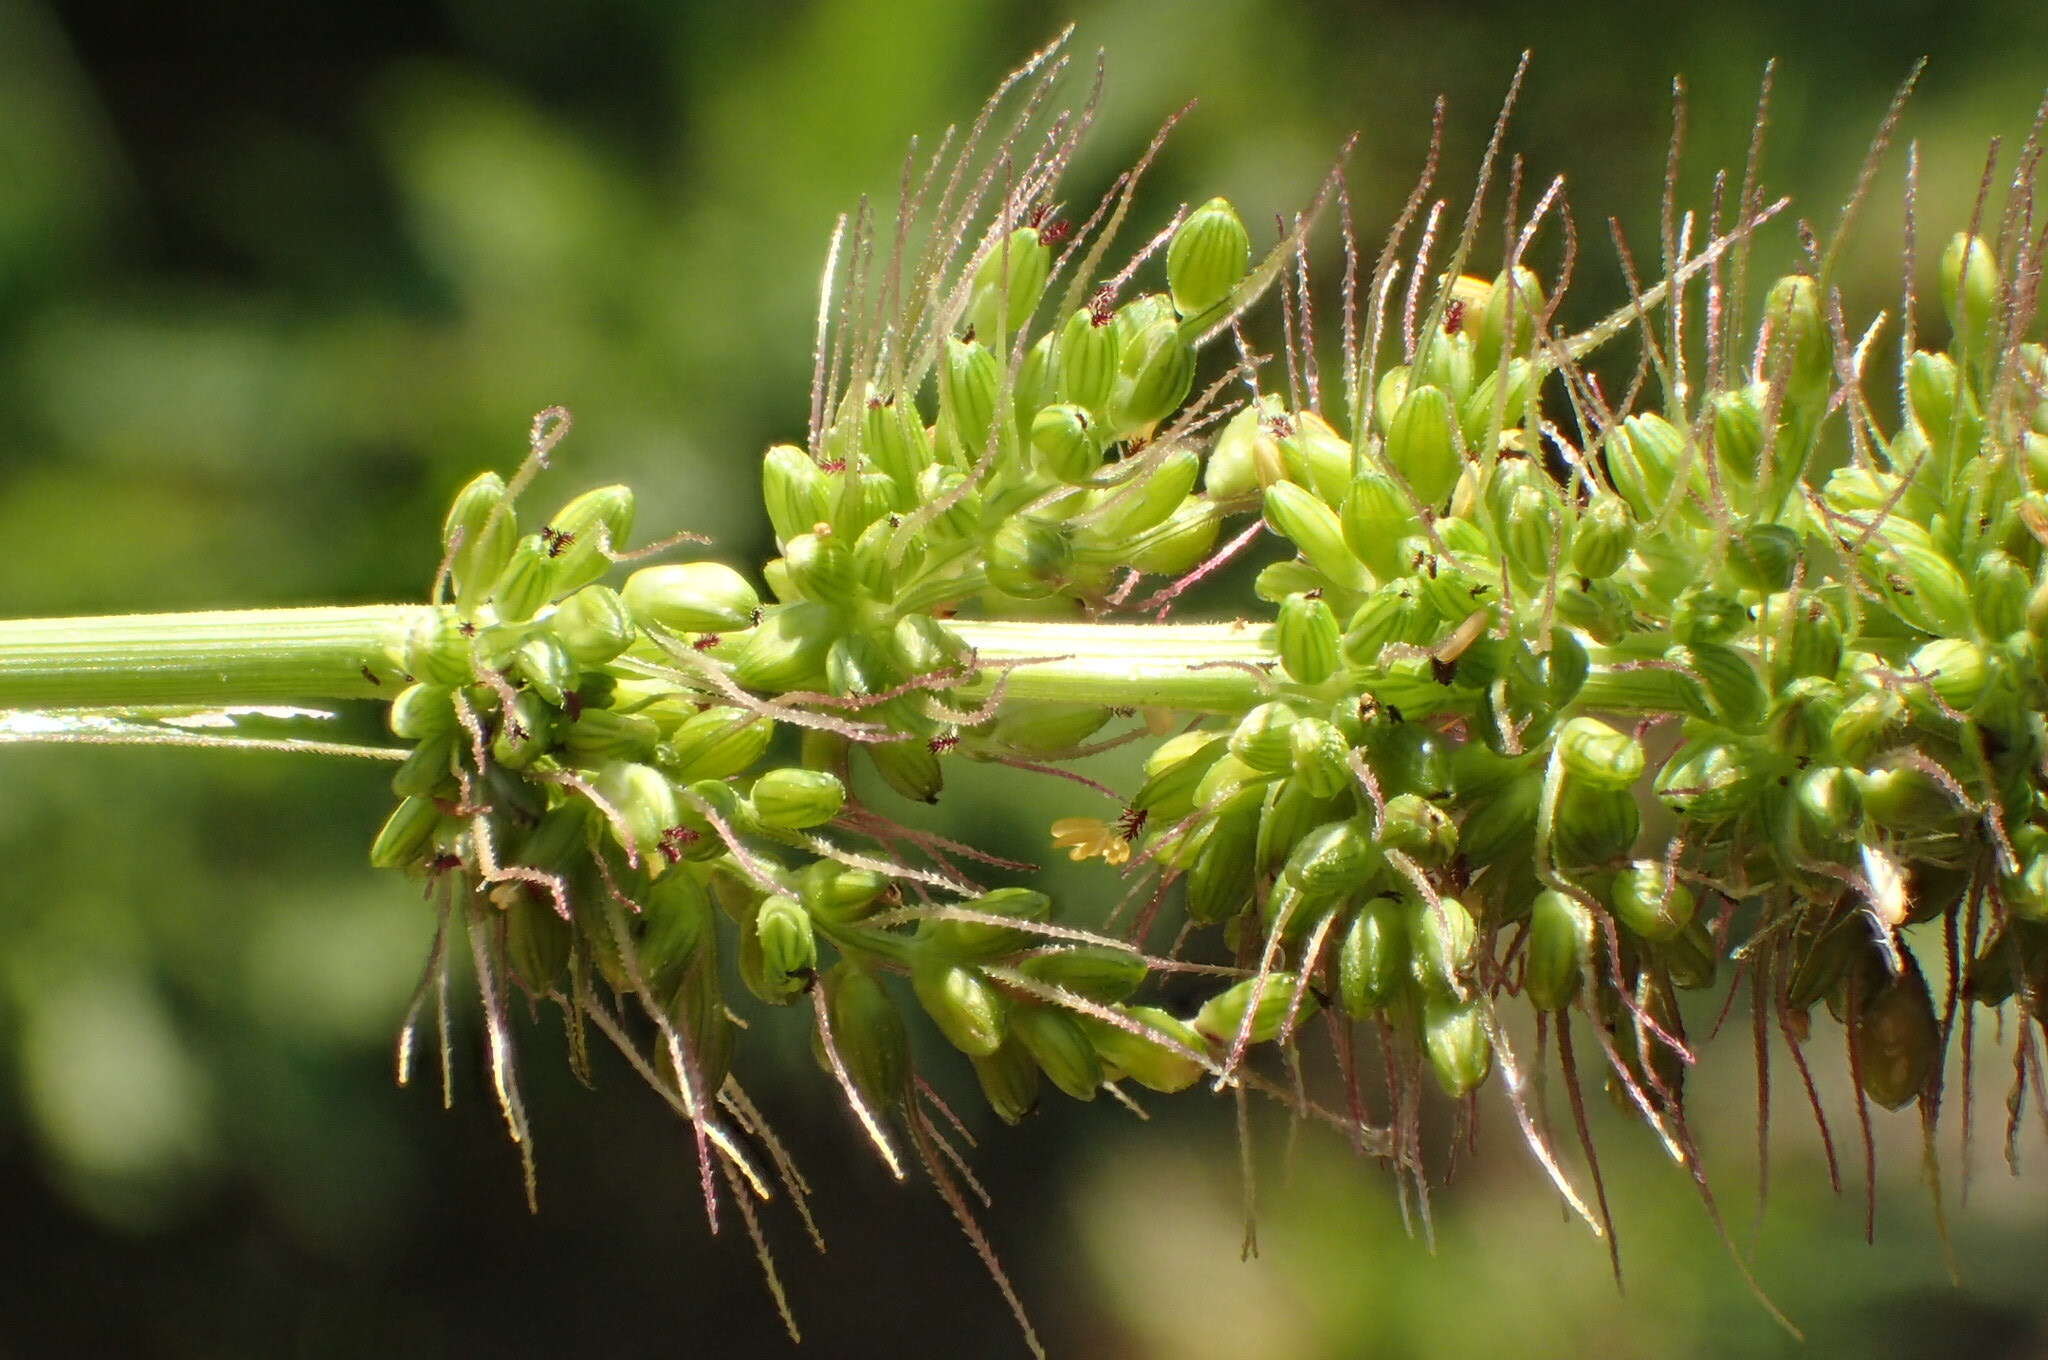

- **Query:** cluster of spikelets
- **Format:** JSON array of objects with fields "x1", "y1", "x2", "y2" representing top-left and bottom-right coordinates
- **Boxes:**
[{"x1": 362, "y1": 38, "x2": 2048, "y2": 1348}]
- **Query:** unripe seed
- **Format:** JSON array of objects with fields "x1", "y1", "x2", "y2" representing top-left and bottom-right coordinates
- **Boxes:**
[
  {"x1": 1571, "y1": 495, "x2": 1635, "y2": 579},
  {"x1": 491, "y1": 690, "x2": 555, "y2": 770},
  {"x1": 1055, "y1": 306, "x2": 1120, "y2": 415},
  {"x1": 1339, "y1": 896, "x2": 1409, "y2": 1017},
  {"x1": 972, "y1": 1037, "x2": 1042, "y2": 1123},
  {"x1": 490, "y1": 534, "x2": 554, "y2": 624},
  {"x1": 749, "y1": 767, "x2": 846, "y2": 829},
  {"x1": 624, "y1": 562, "x2": 760, "y2": 635},
  {"x1": 1854, "y1": 953, "x2": 1940, "y2": 1110},
  {"x1": 443, "y1": 471, "x2": 517, "y2": 611},
  {"x1": 1167, "y1": 196, "x2": 1252, "y2": 320},
  {"x1": 825, "y1": 961, "x2": 910, "y2": 1107},
  {"x1": 389, "y1": 683, "x2": 456, "y2": 740},
  {"x1": 660, "y1": 706, "x2": 776, "y2": 783},
  {"x1": 592, "y1": 761, "x2": 680, "y2": 862},
  {"x1": 1288, "y1": 717, "x2": 1351, "y2": 799},
  {"x1": 391, "y1": 730, "x2": 458, "y2": 798},
  {"x1": 1407, "y1": 895, "x2": 1478, "y2": 997},
  {"x1": 541, "y1": 484, "x2": 635, "y2": 596},
  {"x1": 1385, "y1": 383, "x2": 1461, "y2": 508},
  {"x1": 1012, "y1": 1004, "x2": 1102, "y2": 1101},
  {"x1": 1555, "y1": 716, "x2": 1645, "y2": 791},
  {"x1": 370, "y1": 794, "x2": 445, "y2": 869},
  {"x1": 1086, "y1": 1006, "x2": 1205, "y2": 1093},
  {"x1": 1726, "y1": 524, "x2": 1800, "y2": 594},
  {"x1": 1941, "y1": 232, "x2": 2000, "y2": 365},
  {"x1": 940, "y1": 337, "x2": 1003, "y2": 459},
  {"x1": 1609, "y1": 859, "x2": 1696, "y2": 942},
  {"x1": 986, "y1": 516, "x2": 1074, "y2": 600},
  {"x1": 968, "y1": 226, "x2": 1051, "y2": 343},
  {"x1": 1549, "y1": 783, "x2": 1640, "y2": 868},
  {"x1": 1264, "y1": 480, "x2": 1369, "y2": 591},
  {"x1": 868, "y1": 736, "x2": 944, "y2": 804},
  {"x1": 640, "y1": 867, "x2": 715, "y2": 1001},
  {"x1": 1229, "y1": 701, "x2": 1301, "y2": 773},
  {"x1": 511, "y1": 632, "x2": 577, "y2": 708},
  {"x1": 1030, "y1": 403, "x2": 1103, "y2": 483},
  {"x1": 1524, "y1": 889, "x2": 1593, "y2": 1010},
  {"x1": 1018, "y1": 945, "x2": 1148, "y2": 1003},
  {"x1": 747, "y1": 894, "x2": 818, "y2": 1005},
  {"x1": 1110, "y1": 317, "x2": 1195, "y2": 436},
  {"x1": 1194, "y1": 973, "x2": 1317, "y2": 1046},
  {"x1": 913, "y1": 961, "x2": 1007, "y2": 1056},
  {"x1": 1907, "y1": 637, "x2": 1989, "y2": 713},
  {"x1": 924, "y1": 886, "x2": 1052, "y2": 959},
  {"x1": 1423, "y1": 994, "x2": 1493, "y2": 1097},
  {"x1": 1341, "y1": 469, "x2": 1419, "y2": 581},
  {"x1": 732, "y1": 602, "x2": 837, "y2": 693},
  {"x1": 1283, "y1": 818, "x2": 1380, "y2": 896},
  {"x1": 862, "y1": 392, "x2": 934, "y2": 496},
  {"x1": 1475, "y1": 265, "x2": 1545, "y2": 362}
]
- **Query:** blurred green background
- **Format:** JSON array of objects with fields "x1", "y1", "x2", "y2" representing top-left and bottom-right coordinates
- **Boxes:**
[{"x1": 4, "y1": 0, "x2": 2048, "y2": 1355}]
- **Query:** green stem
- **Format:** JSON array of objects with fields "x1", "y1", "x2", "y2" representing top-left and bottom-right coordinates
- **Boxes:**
[
  {"x1": 0, "y1": 604, "x2": 1675, "y2": 727},
  {"x1": 0, "y1": 606, "x2": 435, "y2": 708}
]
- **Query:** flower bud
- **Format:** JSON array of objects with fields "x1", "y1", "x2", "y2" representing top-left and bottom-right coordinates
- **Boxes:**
[
  {"x1": 502, "y1": 892, "x2": 572, "y2": 996},
  {"x1": 1607, "y1": 413, "x2": 1705, "y2": 526},
  {"x1": 732, "y1": 602, "x2": 836, "y2": 693},
  {"x1": 1186, "y1": 788, "x2": 1261, "y2": 924},
  {"x1": 1338, "y1": 896, "x2": 1409, "y2": 1017},
  {"x1": 1415, "y1": 330, "x2": 1475, "y2": 405},
  {"x1": 1125, "y1": 499, "x2": 1222, "y2": 577},
  {"x1": 1203, "y1": 400, "x2": 1275, "y2": 500},
  {"x1": 1264, "y1": 480, "x2": 1369, "y2": 592},
  {"x1": 1524, "y1": 889, "x2": 1593, "y2": 1011},
  {"x1": 490, "y1": 534, "x2": 554, "y2": 624},
  {"x1": 1133, "y1": 730, "x2": 1225, "y2": 821},
  {"x1": 1278, "y1": 411, "x2": 1356, "y2": 506},
  {"x1": 1460, "y1": 358, "x2": 1538, "y2": 450},
  {"x1": 1608, "y1": 860, "x2": 1696, "y2": 942},
  {"x1": 1110, "y1": 318, "x2": 1196, "y2": 436},
  {"x1": 762, "y1": 444, "x2": 828, "y2": 544},
  {"x1": 1012, "y1": 1004, "x2": 1102, "y2": 1101},
  {"x1": 1018, "y1": 945, "x2": 1148, "y2": 1003},
  {"x1": 1283, "y1": 818, "x2": 1380, "y2": 897},
  {"x1": 1906, "y1": 636, "x2": 1988, "y2": 713},
  {"x1": 1030, "y1": 403, "x2": 1103, "y2": 483},
  {"x1": 868, "y1": 736, "x2": 944, "y2": 804},
  {"x1": 1423, "y1": 994, "x2": 1493, "y2": 1097},
  {"x1": 1549, "y1": 783, "x2": 1640, "y2": 868},
  {"x1": 1287, "y1": 718, "x2": 1350, "y2": 799},
  {"x1": 1407, "y1": 895, "x2": 1477, "y2": 998},
  {"x1": 1498, "y1": 483, "x2": 1562, "y2": 584},
  {"x1": 1340, "y1": 470, "x2": 1419, "y2": 581},
  {"x1": 622, "y1": 562, "x2": 759, "y2": 636},
  {"x1": 652, "y1": 708, "x2": 767, "y2": 784},
  {"x1": 971, "y1": 1037, "x2": 1042, "y2": 1123},
  {"x1": 924, "y1": 886, "x2": 1052, "y2": 959},
  {"x1": 1709, "y1": 381, "x2": 1767, "y2": 492},
  {"x1": 1194, "y1": 973, "x2": 1316, "y2": 1046},
  {"x1": 939, "y1": 337, "x2": 1003, "y2": 459},
  {"x1": 1377, "y1": 792, "x2": 1458, "y2": 866},
  {"x1": 1054, "y1": 306, "x2": 1120, "y2": 415},
  {"x1": 862, "y1": 393, "x2": 933, "y2": 498},
  {"x1": 889, "y1": 613, "x2": 970, "y2": 678},
  {"x1": 1974, "y1": 550, "x2": 2029, "y2": 639},
  {"x1": 1087, "y1": 1007, "x2": 1205, "y2": 1093},
  {"x1": 1167, "y1": 196, "x2": 1252, "y2": 320},
  {"x1": 592, "y1": 760, "x2": 680, "y2": 862},
  {"x1": 1941, "y1": 232, "x2": 2000, "y2": 365},
  {"x1": 1458, "y1": 770, "x2": 1542, "y2": 864},
  {"x1": 1854, "y1": 763, "x2": 1963, "y2": 834},
  {"x1": 1759, "y1": 274, "x2": 1832, "y2": 414},
  {"x1": 490, "y1": 690, "x2": 554, "y2": 770},
  {"x1": 825, "y1": 961, "x2": 909, "y2": 1106},
  {"x1": 745, "y1": 894, "x2": 817, "y2": 1005},
  {"x1": 370, "y1": 794, "x2": 445, "y2": 869},
  {"x1": 1555, "y1": 716, "x2": 1645, "y2": 791},
  {"x1": 1826, "y1": 690, "x2": 1904, "y2": 766},
  {"x1": 1476, "y1": 265, "x2": 1545, "y2": 362},
  {"x1": 786, "y1": 533, "x2": 859, "y2": 616},
  {"x1": 1725, "y1": 524, "x2": 1800, "y2": 595},
  {"x1": 749, "y1": 767, "x2": 846, "y2": 829},
  {"x1": 968, "y1": 226, "x2": 1051, "y2": 343},
  {"x1": 639, "y1": 866, "x2": 715, "y2": 1001},
  {"x1": 542, "y1": 484, "x2": 635, "y2": 596},
  {"x1": 986, "y1": 516, "x2": 1074, "y2": 600},
  {"x1": 1100, "y1": 453, "x2": 1206, "y2": 546},
  {"x1": 547, "y1": 585, "x2": 634, "y2": 665},
  {"x1": 443, "y1": 471, "x2": 517, "y2": 612},
  {"x1": 1854, "y1": 954, "x2": 1940, "y2": 1110},
  {"x1": 388, "y1": 683, "x2": 455, "y2": 740},
  {"x1": 1570, "y1": 494, "x2": 1635, "y2": 580},
  {"x1": 1670, "y1": 640, "x2": 1768, "y2": 731},
  {"x1": 1015, "y1": 329, "x2": 1058, "y2": 416},
  {"x1": 1228, "y1": 701, "x2": 1301, "y2": 774},
  {"x1": 1385, "y1": 383, "x2": 1461, "y2": 508},
  {"x1": 912, "y1": 960, "x2": 1006, "y2": 1056}
]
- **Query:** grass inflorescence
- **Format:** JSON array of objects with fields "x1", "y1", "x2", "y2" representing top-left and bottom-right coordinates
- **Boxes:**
[{"x1": 266, "y1": 33, "x2": 2048, "y2": 1351}]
